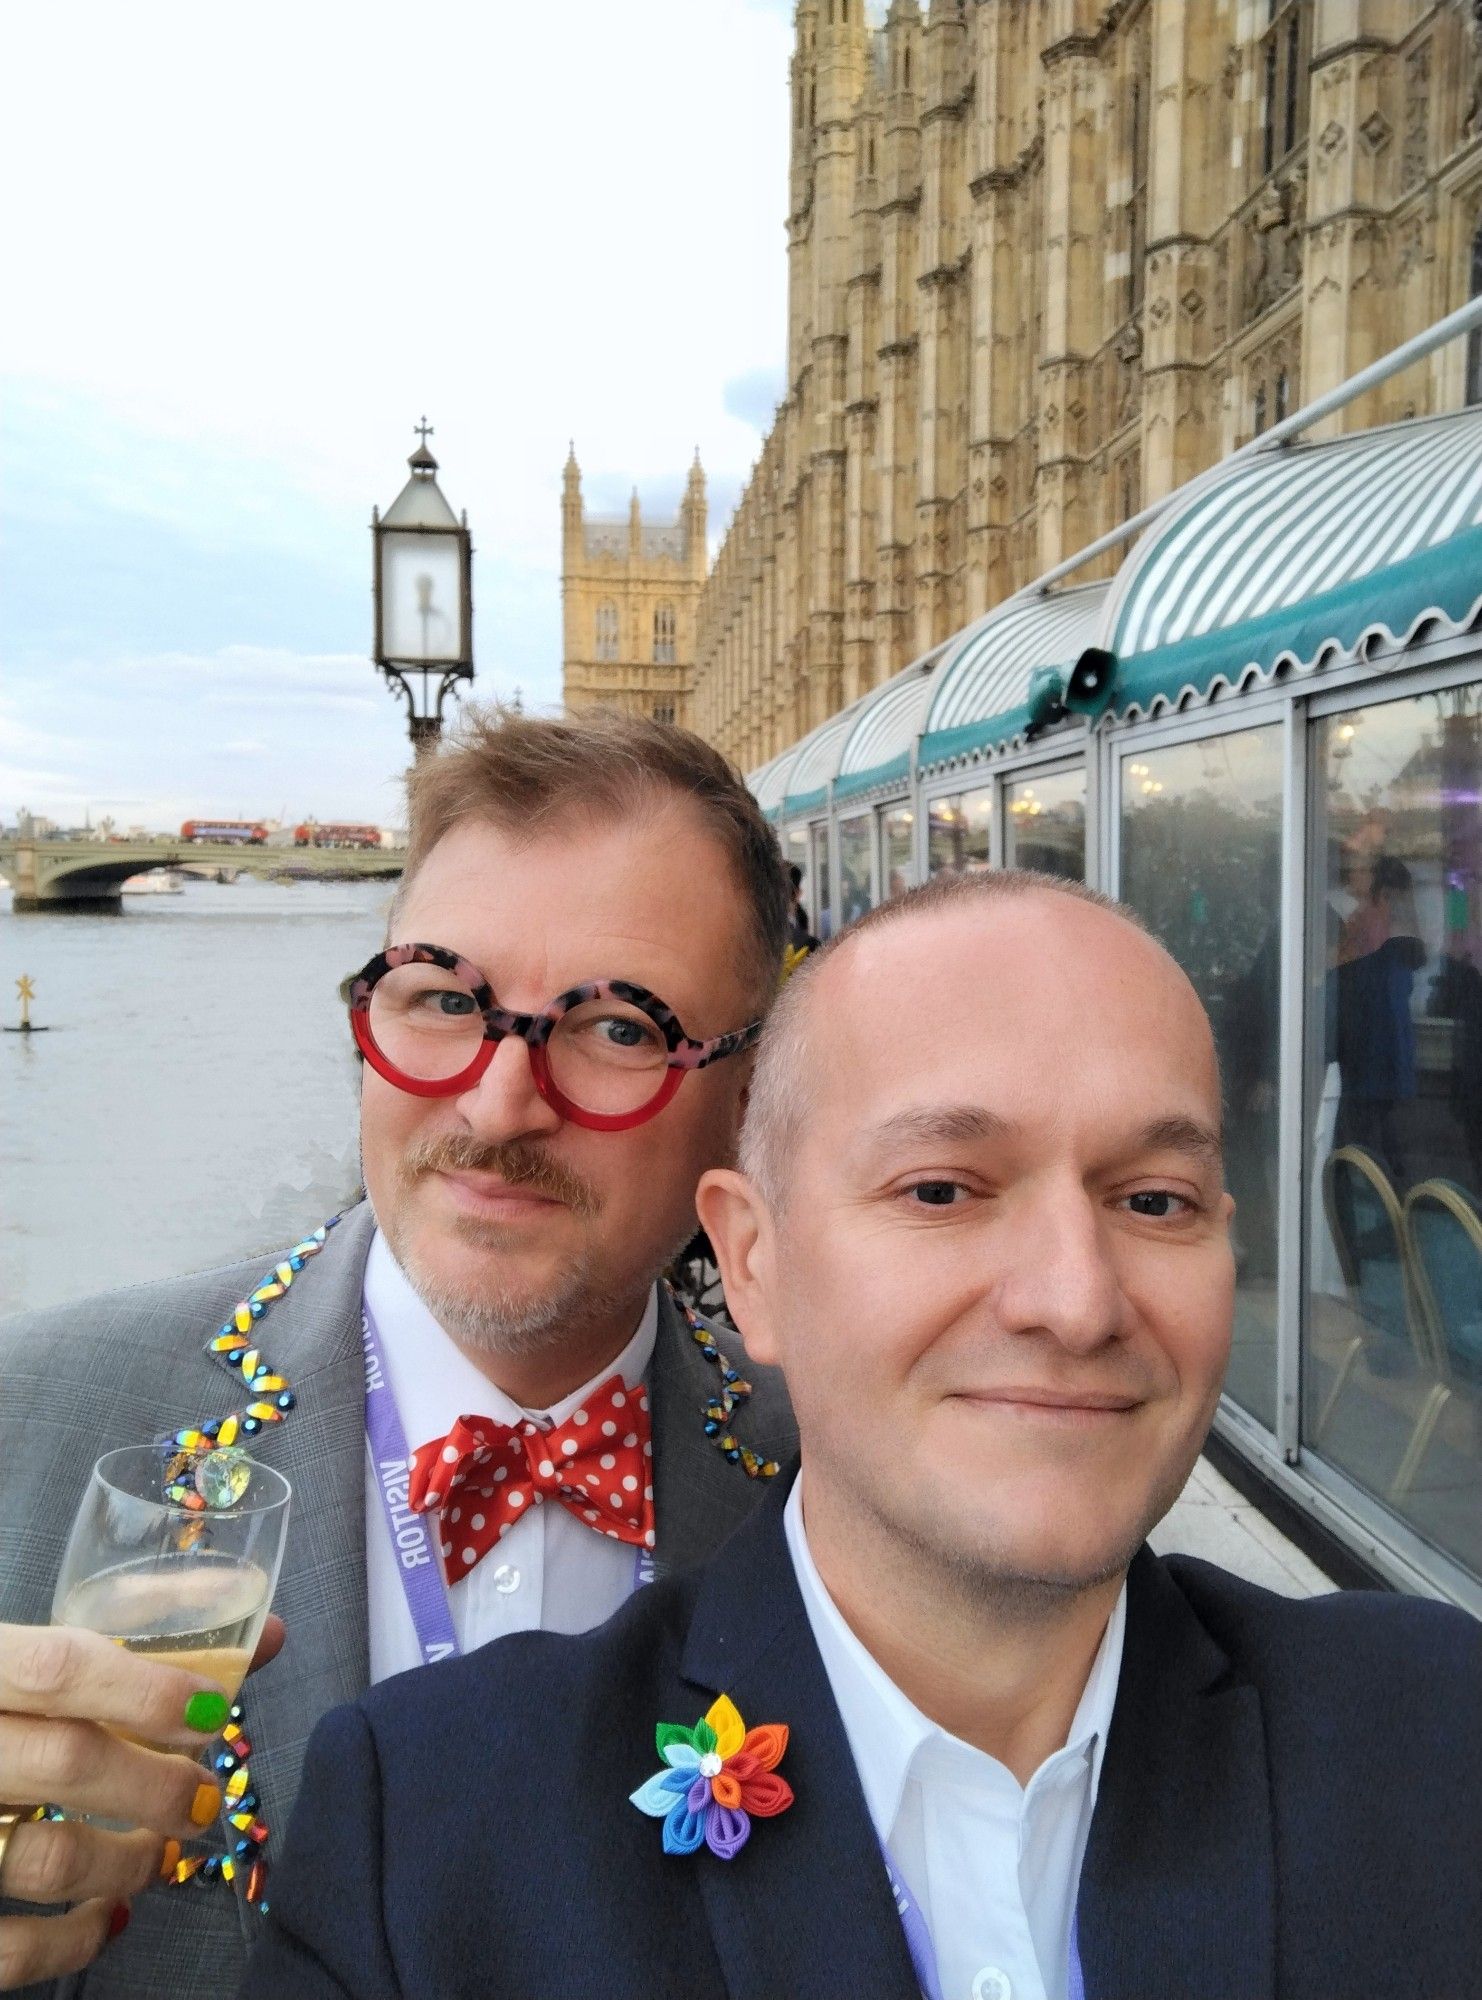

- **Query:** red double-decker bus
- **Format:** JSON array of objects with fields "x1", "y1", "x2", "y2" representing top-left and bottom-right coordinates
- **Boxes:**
[
  {"x1": 180, "y1": 820, "x2": 268, "y2": 845},
  {"x1": 293, "y1": 823, "x2": 383, "y2": 850}
]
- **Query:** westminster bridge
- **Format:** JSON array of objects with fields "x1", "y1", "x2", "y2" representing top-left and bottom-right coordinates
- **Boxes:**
[{"x1": 0, "y1": 836, "x2": 406, "y2": 911}]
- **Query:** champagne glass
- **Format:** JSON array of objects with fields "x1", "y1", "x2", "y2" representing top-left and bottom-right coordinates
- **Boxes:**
[{"x1": 51, "y1": 1445, "x2": 290, "y2": 1733}]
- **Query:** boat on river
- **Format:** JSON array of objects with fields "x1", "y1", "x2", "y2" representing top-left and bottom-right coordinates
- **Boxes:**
[{"x1": 120, "y1": 869, "x2": 185, "y2": 896}]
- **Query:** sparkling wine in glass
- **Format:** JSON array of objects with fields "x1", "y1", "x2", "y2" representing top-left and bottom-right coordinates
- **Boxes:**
[{"x1": 51, "y1": 1445, "x2": 291, "y2": 1728}]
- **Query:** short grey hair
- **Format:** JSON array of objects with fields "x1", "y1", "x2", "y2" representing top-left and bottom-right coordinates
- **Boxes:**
[{"x1": 738, "y1": 869, "x2": 1153, "y2": 1207}]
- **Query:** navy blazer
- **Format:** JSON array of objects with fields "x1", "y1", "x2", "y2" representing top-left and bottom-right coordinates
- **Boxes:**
[{"x1": 244, "y1": 1475, "x2": 1481, "y2": 2000}]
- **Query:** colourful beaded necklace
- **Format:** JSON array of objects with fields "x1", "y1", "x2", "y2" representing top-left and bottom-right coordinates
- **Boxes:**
[
  {"x1": 153, "y1": 1216, "x2": 337, "y2": 1910},
  {"x1": 154, "y1": 1213, "x2": 777, "y2": 1913}
]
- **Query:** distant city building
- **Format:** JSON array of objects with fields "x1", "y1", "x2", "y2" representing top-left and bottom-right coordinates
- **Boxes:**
[
  {"x1": 560, "y1": 446, "x2": 707, "y2": 724},
  {"x1": 680, "y1": 0, "x2": 1482, "y2": 771}
]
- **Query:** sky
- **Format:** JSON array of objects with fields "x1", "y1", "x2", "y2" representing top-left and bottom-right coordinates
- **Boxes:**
[{"x1": 0, "y1": 0, "x2": 795, "y2": 832}]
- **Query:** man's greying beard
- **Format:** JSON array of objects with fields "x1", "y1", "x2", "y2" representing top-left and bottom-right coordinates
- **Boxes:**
[
  {"x1": 377, "y1": 1131, "x2": 691, "y2": 1366},
  {"x1": 400, "y1": 1237, "x2": 613, "y2": 1361}
]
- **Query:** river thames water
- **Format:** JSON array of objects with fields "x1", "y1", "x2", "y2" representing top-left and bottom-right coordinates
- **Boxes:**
[{"x1": 0, "y1": 875, "x2": 394, "y2": 1316}]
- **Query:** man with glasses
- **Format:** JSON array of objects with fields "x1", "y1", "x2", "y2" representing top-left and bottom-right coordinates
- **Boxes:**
[
  {"x1": 0, "y1": 709, "x2": 796, "y2": 1996},
  {"x1": 248, "y1": 871, "x2": 1478, "y2": 2000}
]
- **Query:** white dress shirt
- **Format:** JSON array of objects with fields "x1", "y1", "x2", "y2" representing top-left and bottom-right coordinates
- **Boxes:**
[
  {"x1": 364, "y1": 1228, "x2": 657, "y2": 1683},
  {"x1": 784, "y1": 1477, "x2": 1126, "y2": 2000}
]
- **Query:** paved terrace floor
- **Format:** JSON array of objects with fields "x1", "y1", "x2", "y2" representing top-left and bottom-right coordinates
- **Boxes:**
[{"x1": 1151, "y1": 1457, "x2": 1334, "y2": 1597}]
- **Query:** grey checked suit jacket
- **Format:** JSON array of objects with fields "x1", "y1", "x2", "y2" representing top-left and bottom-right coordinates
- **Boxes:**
[{"x1": 0, "y1": 1202, "x2": 796, "y2": 1999}]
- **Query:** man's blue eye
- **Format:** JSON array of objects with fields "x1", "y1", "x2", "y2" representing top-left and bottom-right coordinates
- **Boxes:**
[
  {"x1": 434, "y1": 991, "x2": 478, "y2": 1016},
  {"x1": 599, "y1": 1018, "x2": 647, "y2": 1047}
]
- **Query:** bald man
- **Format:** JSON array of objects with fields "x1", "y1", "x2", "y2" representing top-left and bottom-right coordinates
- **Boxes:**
[{"x1": 244, "y1": 872, "x2": 1480, "y2": 2000}]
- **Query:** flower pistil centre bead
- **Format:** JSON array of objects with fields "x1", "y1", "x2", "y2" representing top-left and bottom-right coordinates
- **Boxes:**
[{"x1": 698, "y1": 1752, "x2": 723, "y2": 1779}]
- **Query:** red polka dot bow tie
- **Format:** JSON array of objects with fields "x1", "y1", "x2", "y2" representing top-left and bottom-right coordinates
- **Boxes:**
[{"x1": 407, "y1": 1374, "x2": 655, "y2": 1581}]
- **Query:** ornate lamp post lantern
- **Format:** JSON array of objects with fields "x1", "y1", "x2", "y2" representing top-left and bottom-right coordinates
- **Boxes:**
[{"x1": 372, "y1": 419, "x2": 474, "y2": 755}]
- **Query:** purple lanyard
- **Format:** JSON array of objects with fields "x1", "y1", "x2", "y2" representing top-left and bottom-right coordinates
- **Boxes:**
[
  {"x1": 882, "y1": 1843, "x2": 1086, "y2": 2000},
  {"x1": 362, "y1": 1304, "x2": 654, "y2": 1668}
]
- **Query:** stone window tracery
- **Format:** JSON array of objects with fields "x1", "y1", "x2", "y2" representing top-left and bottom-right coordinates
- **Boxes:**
[
  {"x1": 1245, "y1": 327, "x2": 1299, "y2": 444},
  {"x1": 653, "y1": 603, "x2": 677, "y2": 664},
  {"x1": 595, "y1": 601, "x2": 619, "y2": 662},
  {"x1": 1260, "y1": 0, "x2": 1310, "y2": 180}
]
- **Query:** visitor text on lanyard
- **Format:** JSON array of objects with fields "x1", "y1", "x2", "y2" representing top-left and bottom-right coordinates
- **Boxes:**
[{"x1": 362, "y1": 1303, "x2": 654, "y2": 1666}]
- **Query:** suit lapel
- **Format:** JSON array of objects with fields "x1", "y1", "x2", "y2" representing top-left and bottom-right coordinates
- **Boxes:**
[
  {"x1": 676, "y1": 1477, "x2": 918, "y2": 2000},
  {"x1": 649, "y1": 1287, "x2": 776, "y2": 1578},
  {"x1": 224, "y1": 1202, "x2": 376, "y2": 1926},
  {"x1": 1078, "y1": 1550, "x2": 1276, "y2": 2000}
]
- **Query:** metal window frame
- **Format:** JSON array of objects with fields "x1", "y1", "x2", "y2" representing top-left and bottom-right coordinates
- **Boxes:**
[
  {"x1": 1096, "y1": 643, "x2": 1482, "y2": 1604},
  {"x1": 835, "y1": 805, "x2": 878, "y2": 921},
  {"x1": 919, "y1": 739, "x2": 1089, "y2": 880},
  {"x1": 874, "y1": 796, "x2": 917, "y2": 897},
  {"x1": 998, "y1": 755, "x2": 1089, "y2": 875},
  {"x1": 1102, "y1": 697, "x2": 1292, "y2": 1449}
]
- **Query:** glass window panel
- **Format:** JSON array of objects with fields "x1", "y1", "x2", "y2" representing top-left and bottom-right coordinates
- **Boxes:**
[
  {"x1": 1305, "y1": 687, "x2": 1482, "y2": 1584},
  {"x1": 927, "y1": 786, "x2": 993, "y2": 876},
  {"x1": 1120, "y1": 728, "x2": 1284, "y2": 1431},
  {"x1": 810, "y1": 821, "x2": 833, "y2": 941},
  {"x1": 1004, "y1": 767, "x2": 1086, "y2": 880},
  {"x1": 785, "y1": 824, "x2": 816, "y2": 947},
  {"x1": 838, "y1": 814, "x2": 874, "y2": 926},
  {"x1": 880, "y1": 806, "x2": 915, "y2": 900}
]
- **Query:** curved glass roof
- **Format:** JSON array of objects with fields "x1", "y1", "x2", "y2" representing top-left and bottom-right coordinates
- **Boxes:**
[
  {"x1": 748, "y1": 747, "x2": 801, "y2": 818},
  {"x1": 917, "y1": 582, "x2": 1112, "y2": 770},
  {"x1": 833, "y1": 642, "x2": 951, "y2": 802},
  {"x1": 780, "y1": 700, "x2": 870, "y2": 818},
  {"x1": 1105, "y1": 406, "x2": 1482, "y2": 716}
]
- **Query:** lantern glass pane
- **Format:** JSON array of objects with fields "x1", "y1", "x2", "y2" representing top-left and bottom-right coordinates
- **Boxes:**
[{"x1": 380, "y1": 533, "x2": 464, "y2": 663}]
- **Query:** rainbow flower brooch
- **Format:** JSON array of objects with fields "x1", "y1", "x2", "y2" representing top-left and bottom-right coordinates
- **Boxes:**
[{"x1": 630, "y1": 1695, "x2": 793, "y2": 1860}]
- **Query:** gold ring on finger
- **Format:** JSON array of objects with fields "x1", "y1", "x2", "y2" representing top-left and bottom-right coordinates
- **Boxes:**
[{"x1": 0, "y1": 1807, "x2": 41, "y2": 1889}]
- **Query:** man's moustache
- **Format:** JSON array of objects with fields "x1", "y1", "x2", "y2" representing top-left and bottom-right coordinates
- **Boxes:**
[{"x1": 404, "y1": 1136, "x2": 600, "y2": 1215}]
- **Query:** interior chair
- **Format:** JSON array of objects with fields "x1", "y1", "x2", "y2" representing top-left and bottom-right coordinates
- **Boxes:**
[
  {"x1": 1317, "y1": 1145, "x2": 1432, "y2": 1493},
  {"x1": 1401, "y1": 1178, "x2": 1482, "y2": 1478}
]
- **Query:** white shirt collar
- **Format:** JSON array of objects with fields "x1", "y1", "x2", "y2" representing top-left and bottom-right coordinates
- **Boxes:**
[
  {"x1": 362, "y1": 1227, "x2": 658, "y2": 1450},
  {"x1": 783, "y1": 1472, "x2": 1126, "y2": 1845}
]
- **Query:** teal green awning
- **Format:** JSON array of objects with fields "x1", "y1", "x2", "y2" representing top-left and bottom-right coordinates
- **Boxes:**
[
  {"x1": 1115, "y1": 523, "x2": 1482, "y2": 716},
  {"x1": 917, "y1": 583, "x2": 1110, "y2": 771},
  {"x1": 780, "y1": 704, "x2": 861, "y2": 820},
  {"x1": 1106, "y1": 407, "x2": 1482, "y2": 717},
  {"x1": 831, "y1": 645, "x2": 947, "y2": 801}
]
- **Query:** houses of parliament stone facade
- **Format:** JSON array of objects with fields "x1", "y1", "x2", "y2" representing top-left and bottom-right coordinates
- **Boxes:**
[
  {"x1": 679, "y1": 0, "x2": 1482, "y2": 774},
  {"x1": 560, "y1": 446, "x2": 707, "y2": 724}
]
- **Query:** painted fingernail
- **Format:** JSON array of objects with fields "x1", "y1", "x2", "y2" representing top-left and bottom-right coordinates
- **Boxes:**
[
  {"x1": 158, "y1": 1838, "x2": 181, "y2": 1881},
  {"x1": 184, "y1": 1690, "x2": 229, "y2": 1734},
  {"x1": 190, "y1": 1783, "x2": 221, "y2": 1827},
  {"x1": 107, "y1": 1903, "x2": 131, "y2": 1941}
]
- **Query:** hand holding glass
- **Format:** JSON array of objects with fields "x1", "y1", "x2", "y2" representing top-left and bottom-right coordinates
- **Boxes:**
[{"x1": 52, "y1": 1447, "x2": 290, "y2": 1734}]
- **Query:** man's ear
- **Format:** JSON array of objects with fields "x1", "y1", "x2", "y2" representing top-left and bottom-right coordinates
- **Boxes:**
[{"x1": 695, "y1": 1166, "x2": 783, "y2": 1369}]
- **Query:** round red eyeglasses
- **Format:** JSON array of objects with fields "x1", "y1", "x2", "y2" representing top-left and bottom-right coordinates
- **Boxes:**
[{"x1": 344, "y1": 942, "x2": 762, "y2": 1132}]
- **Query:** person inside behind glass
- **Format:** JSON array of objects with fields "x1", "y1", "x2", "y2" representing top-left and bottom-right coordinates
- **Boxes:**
[
  {"x1": 1333, "y1": 848, "x2": 1427, "y2": 1182},
  {"x1": 244, "y1": 870, "x2": 1479, "y2": 2000},
  {"x1": 0, "y1": 709, "x2": 796, "y2": 1996},
  {"x1": 786, "y1": 862, "x2": 818, "y2": 953}
]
